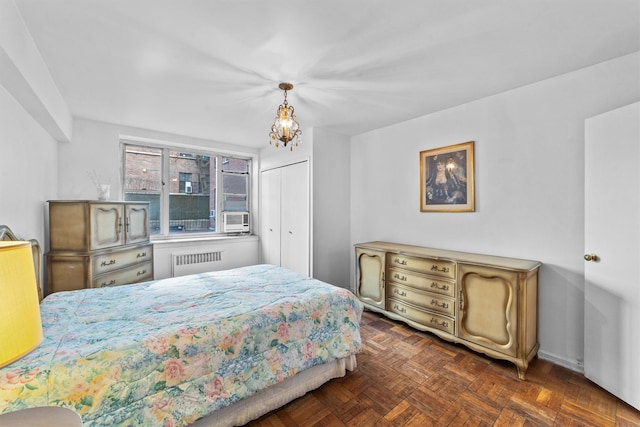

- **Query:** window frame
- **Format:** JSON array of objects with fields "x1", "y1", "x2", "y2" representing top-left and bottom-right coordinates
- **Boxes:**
[{"x1": 121, "y1": 139, "x2": 252, "y2": 239}]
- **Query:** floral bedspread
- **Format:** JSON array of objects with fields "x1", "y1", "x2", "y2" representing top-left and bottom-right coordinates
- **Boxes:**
[{"x1": 0, "y1": 264, "x2": 363, "y2": 426}]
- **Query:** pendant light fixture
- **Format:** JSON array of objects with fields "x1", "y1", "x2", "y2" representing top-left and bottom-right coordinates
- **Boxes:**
[{"x1": 269, "y1": 83, "x2": 301, "y2": 151}]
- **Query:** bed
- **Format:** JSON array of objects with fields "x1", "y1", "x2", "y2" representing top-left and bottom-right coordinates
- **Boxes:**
[{"x1": 0, "y1": 230, "x2": 363, "y2": 426}]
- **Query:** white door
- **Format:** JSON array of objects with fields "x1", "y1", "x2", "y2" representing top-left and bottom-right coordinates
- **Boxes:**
[
  {"x1": 280, "y1": 161, "x2": 310, "y2": 277},
  {"x1": 260, "y1": 168, "x2": 281, "y2": 266},
  {"x1": 584, "y1": 102, "x2": 639, "y2": 410}
]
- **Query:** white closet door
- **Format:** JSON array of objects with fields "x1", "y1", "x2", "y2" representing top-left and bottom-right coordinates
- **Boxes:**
[
  {"x1": 260, "y1": 168, "x2": 281, "y2": 266},
  {"x1": 280, "y1": 161, "x2": 310, "y2": 277},
  {"x1": 584, "y1": 102, "x2": 639, "y2": 410}
]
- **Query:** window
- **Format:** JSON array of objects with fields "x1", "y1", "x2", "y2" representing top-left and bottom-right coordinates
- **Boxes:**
[
  {"x1": 178, "y1": 173, "x2": 192, "y2": 193},
  {"x1": 123, "y1": 142, "x2": 250, "y2": 236}
]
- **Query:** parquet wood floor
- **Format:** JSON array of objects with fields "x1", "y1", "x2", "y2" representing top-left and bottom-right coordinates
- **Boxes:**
[{"x1": 247, "y1": 310, "x2": 640, "y2": 427}]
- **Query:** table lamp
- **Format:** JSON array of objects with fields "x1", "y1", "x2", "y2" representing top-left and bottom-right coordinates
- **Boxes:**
[{"x1": 0, "y1": 241, "x2": 43, "y2": 368}]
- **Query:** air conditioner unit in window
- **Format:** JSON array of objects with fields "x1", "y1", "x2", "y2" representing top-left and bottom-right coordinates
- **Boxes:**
[
  {"x1": 185, "y1": 182, "x2": 192, "y2": 193},
  {"x1": 223, "y1": 211, "x2": 250, "y2": 233}
]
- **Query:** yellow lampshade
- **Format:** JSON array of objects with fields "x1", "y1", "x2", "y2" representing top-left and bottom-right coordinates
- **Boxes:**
[{"x1": 0, "y1": 241, "x2": 43, "y2": 368}]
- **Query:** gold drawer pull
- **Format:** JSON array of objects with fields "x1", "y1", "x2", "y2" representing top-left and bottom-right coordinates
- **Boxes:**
[
  {"x1": 393, "y1": 288, "x2": 407, "y2": 297},
  {"x1": 431, "y1": 265, "x2": 449, "y2": 273},
  {"x1": 393, "y1": 258, "x2": 407, "y2": 266},
  {"x1": 101, "y1": 259, "x2": 116, "y2": 267},
  {"x1": 393, "y1": 273, "x2": 407, "y2": 281},
  {"x1": 393, "y1": 304, "x2": 406, "y2": 314},
  {"x1": 430, "y1": 282, "x2": 449, "y2": 291},
  {"x1": 431, "y1": 299, "x2": 449, "y2": 309},
  {"x1": 136, "y1": 251, "x2": 147, "y2": 258},
  {"x1": 430, "y1": 317, "x2": 448, "y2": 328},
  {"x1": 137, "y1": 269, "x2": 147, "y2": 276},
  {"x1": 101, "y1": 279, "x2": 116, "y2": 287}
]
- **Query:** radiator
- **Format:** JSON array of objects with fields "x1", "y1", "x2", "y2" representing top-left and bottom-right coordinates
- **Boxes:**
[{"x1": 171, "y1": 250, "x2": 223, "y2": 277}]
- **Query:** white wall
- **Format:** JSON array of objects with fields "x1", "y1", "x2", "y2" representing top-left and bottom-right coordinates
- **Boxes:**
[
  {"x1": 0, "y1": 0, "x2": 72, "y2": 142},
  {"x1": 0, "y1": 85, "x2": 58, "y2": 246},
  {"x1": 153, "y1": 235, "x2": 259, "y2": 279},
  {"x1": 350, "y1": 52, "x2": 640, "y2": 371},
  {"x1": 312, "y1": 128, "x2": 351, "y2": 288},
  {"x1": 260, "y1": 130, "x2": 312, "y2": 171},
  {"x1": 0, "y1": 0, "x2": 67, "y2": 247}
]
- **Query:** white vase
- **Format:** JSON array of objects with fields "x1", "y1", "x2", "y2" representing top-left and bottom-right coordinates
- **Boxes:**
[{"x1": 97, "y1": 184, "x2": 110, "y2": 201}]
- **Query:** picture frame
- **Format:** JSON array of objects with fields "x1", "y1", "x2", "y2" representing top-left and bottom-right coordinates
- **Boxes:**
[{"x1": 420, "y1": 141, "x2": 475, "y2": 212}]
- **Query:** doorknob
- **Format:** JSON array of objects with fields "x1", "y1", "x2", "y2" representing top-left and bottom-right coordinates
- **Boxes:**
[{"x1": 584, "y1": 254, "x2": 599, "y2": 262}]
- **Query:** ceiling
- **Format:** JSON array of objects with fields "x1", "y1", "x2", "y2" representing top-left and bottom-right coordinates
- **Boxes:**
[{"x1": 15, "y1": 0, "x2": 640, "y2": 149}]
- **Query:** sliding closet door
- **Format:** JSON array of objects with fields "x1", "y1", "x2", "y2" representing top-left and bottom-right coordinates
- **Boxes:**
[
  {"x1": 280, "y1": 161, "x2": 309, "y2": 277},
  {"x1": 260, "y1": 168, "x2": 281, "y2": 266}
]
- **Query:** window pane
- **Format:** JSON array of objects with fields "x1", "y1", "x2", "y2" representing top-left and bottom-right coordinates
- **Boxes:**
[
  {"x1": 124, "y1": 145, "x2": 162, "y2": 234},
  {"x1": 222, "y1": 157, "x2": 249, "y2": 173},
  {"x1": 221, "y1": 158, "x2": 249, "y2": 212},
  {"x1": 169, "y1": 151, "x2": 216, "y2": 233},
  {"x1": 222, "y1": 173, "x2": 248, "y2": 212}
]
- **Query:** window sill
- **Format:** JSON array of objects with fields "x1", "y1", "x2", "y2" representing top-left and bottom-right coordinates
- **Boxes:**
[{"x1": 151, "y1": 234, "x2": 257, "y2": 246}]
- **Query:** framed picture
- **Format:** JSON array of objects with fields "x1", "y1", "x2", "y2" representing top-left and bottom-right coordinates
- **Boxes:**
[{"x1": 420, "y1": 141, "x2": 475, "y2": 212}]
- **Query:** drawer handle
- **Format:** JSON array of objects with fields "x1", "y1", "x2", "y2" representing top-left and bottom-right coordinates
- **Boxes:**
[
  {"x1": 430, "y1": 317, "x2": 449, "y2": 328},
  {"x1": 137, "y1": 269, "x2": 147, "y2": 276},
  {"x1": 393, "y1": 258, "x2": 407, "y2": 266},
  {"x1": 393, "y1": 288, "x2": 407, "y2": 297},
  {"x1": 136, "y1": 251, "x2": 147, "y2": 258},
  {"x1": 393, "y1": 273, "x2": 407, "y2": 281},
  {"x1": 431, "y1": 299, "x2": 449, "y2": 309},
  {"x1": 431, "y1": 265, "x2": 449, "y2": 273},
  {"x1": 430, "y1": 282, "x2": 450, "y2": 291},
  {"x1": 101, "y1": 259, "x2": 116, "y2": 267},
  {"x1": 393, "y1": 304, "x2": 406, "y2": 314},
  {"x1": 101, "y1": 279, "x2": 116, "y2": 287}
]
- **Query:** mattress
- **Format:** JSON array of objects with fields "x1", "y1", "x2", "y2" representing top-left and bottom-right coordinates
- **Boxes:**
[{"x1": 0, "y1": 264, "x2": 363, "y2": 426}]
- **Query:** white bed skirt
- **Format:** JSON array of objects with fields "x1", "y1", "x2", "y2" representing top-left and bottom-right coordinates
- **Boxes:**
[{"x1": 191, "y1": 355, "x2": 357, "y2": 426}]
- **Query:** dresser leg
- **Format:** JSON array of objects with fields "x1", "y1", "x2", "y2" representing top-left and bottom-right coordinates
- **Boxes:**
[{"x1": 517, "y1": 364, "x2": 527, "y2": 381}]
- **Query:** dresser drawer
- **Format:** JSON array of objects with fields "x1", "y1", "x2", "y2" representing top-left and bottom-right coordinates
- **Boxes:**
[
  {"x1": 387, "y1": 267, "x2": 455, "y2": 297},
  {"x1": 387, "y1": 283, "x2": 455, "y2": 317},
  {"x1": 92, "y1": 261, "x2": 153, "y2": 288},
  {"x1": 388, "y1": 254, "x2": 455, "y2": 279},
  {"x1": 387, "y1": 298, "x2": 455, "y2": 335},
  {"x1": 92, "y1": 244, "x2": 153, "y2": 275}
]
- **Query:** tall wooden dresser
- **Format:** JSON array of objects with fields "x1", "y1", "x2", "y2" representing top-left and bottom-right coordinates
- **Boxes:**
[
  {"x1": 355, "y1": 241, "x2": 540, "y2": 379},
  {"x1": 46, "y1": 200, "x2": 153, "y2": 294}
]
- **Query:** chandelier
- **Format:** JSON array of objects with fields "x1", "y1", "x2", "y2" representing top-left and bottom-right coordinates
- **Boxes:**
[{"x1": 269, "y1": 83, "x2": 301, "y2": 151}]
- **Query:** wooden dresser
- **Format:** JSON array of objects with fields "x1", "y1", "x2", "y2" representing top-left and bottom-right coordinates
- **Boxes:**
[
  {"x1": 46, "y1": 201, "x2": 153, "y2": 294},
  {"x1": 355, "y1": 241, "x2": 540, "y2": 379}
]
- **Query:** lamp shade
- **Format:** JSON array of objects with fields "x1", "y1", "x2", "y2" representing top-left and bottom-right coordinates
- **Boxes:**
[{"x1": 0, "y1": 241, "x2": 43, "y2": 368}]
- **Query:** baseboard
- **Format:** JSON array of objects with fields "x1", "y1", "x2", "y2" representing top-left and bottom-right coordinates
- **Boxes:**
[{"x1": 538, "y1": 349, "x2": 584, "y2": 374}]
